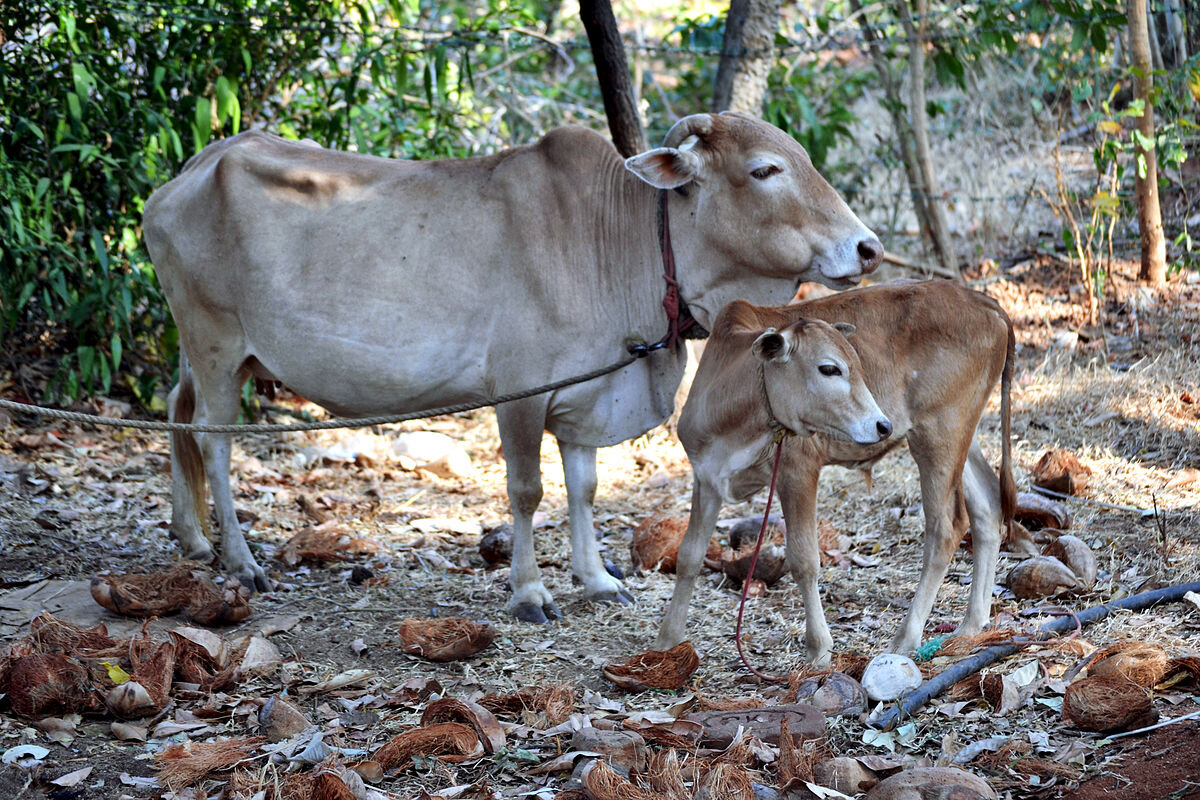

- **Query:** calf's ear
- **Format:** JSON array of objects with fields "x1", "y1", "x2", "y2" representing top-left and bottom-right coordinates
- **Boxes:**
[
  {"x1": 752, "y1": 327, "x2": 794, "y2": 363},
  {"x1": 832, "y1": 322, "x2": 857, "y2": 339},
  {"x1": 625, "y1": 146, "x2": 702, "y2": 189}
]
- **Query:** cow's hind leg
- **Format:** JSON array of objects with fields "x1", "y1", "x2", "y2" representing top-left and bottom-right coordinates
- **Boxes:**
[
  {"x1": 167, "y1": 361, "x2": 215, "y2": 563},
  {"x1": 959, "y1": 437, "x2": 1002, "y2": 637},
  {"x1": 778, "y1": 459, "x2": 834, "y2": 667},
  {"x1": 889, "y1": 428, "x2": 971, "y2": 655},
  {"x1": 656, "y1": 475, "x2": 722, "y2": 649},
  {"x1": 559, "y1": 441, "x2": 634, "y2": 606},
  {"x1": 496, "y1": 400, "x2": 560, "y2": 623}
]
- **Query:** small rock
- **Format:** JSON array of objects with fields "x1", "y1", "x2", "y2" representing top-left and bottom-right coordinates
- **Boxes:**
[
  {"x1": 861, "y1": 654, "x2": 923, "y2": 702},
  {"x1": 260, "y1": 695, "x2": 311, "y2": 742},
  {"x1": 865, "y1": 767, "x2": 996, "y2": 799},
  {"x1": 1006, "y1": 555, "x2": 1080, "y2": 599}
]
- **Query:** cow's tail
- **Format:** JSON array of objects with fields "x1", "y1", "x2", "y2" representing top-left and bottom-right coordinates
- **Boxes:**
[
  {"x1": 998, "y1": 315, "x2": 1017, "y2": 538},
  {"x1": 172, "y1": 363, "x2": 212, "y2": 540}
]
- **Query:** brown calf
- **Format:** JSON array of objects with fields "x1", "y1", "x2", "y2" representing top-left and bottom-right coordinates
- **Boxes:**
[{"x1": 658, "y1": 280, "x2": 1015, "y2": 664}]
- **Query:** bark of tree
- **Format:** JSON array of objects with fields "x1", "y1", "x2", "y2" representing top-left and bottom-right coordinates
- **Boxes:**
[
  {"x1": 894, "y1": 0, "x2": 956, "y2": 273},
  {"x1": 1127, "y1": 0, "x2": 1168, "y2": 285},
  {"x1": 712, "y1": 0, "x2": 783, "y2": 115},
  {"x1": 579, "y1": 0, "x2": 646, "y2": 158}
]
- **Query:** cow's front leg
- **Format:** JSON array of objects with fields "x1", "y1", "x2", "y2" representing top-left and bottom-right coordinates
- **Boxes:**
[
  {"x1": 496, "y1": 402, "x2": 560, "y2": 623},
  {"x1": 778, "y1": 457, "x2": 833, "y2": 667},
  {"x1": 559, "y1": 440, "x2": 633, "y2": 606},
  {"x1": 199, "y1": 427, "x2": 271, "y2": 593},
  {"x1": 656, "y1": 475, "x2": 721, "y2": 649}
]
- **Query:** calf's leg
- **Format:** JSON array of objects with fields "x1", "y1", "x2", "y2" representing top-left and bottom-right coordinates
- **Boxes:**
[
  {"x1": 958, "y1": 438, "x2": 1002, "y2": 636},
  {"x1": 778, "y1": 459, "x2": 834, "y2": 666},
  {"x1": 496, "y1": 400, "x2": 560, "y2": 623},
  {"x1": 656, "y1": 476, "x2": 722, "y2": 649},
  {"x1": 890, "y1": 429, "x2": 970, "y2": 655},
  {"x1": 559, "y1": 441, "x2": 633, "y2": 606}
]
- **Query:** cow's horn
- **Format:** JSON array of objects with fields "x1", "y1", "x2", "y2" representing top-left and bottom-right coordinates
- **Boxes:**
[{"x1": 662, "y1": 114, "x2": 715, "y2": 148}]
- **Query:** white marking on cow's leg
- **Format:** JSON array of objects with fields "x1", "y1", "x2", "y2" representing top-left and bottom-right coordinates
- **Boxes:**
[
  {"x1": 559, "y1": 441, "x2": 632, "y2": 606},
  {"x1": 959, "y1": 439, "x2": 1002, "y2": 636},
  {"x1": 656, "y1": 477, "x2": 721, "y2": 649},
  {"x1": 496, "y1": 402, "x2": 559, "y2": 623},
  {"x1": 779, "y1": 461, "x2": 833, "y2": 667},
  {"x1": 890, "y1": 435, "x2": 964, "y2": 655},
  {"x1": 166, "y1": 380, "x2": 214, "y2": 563}
]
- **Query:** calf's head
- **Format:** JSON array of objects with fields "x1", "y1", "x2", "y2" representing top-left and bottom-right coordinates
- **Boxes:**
[
  {"x1": 752, "y1": 319, "x2": 892, "y2": 445},
  {"x1": 625, "y1": 112, "x2": 883, "y2": 329}
]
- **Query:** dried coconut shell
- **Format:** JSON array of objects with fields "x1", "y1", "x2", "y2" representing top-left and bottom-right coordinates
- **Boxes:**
[
  {"x1": 478, "y1": 684, "x2": 576, "y2": 725},
  {"x1": 186, "y1": 579, "x2": 252, "y2": 626},
  {"x1": 1062, "y1": 674, "x2": 1159, "y2": 732},
  {"x1": 5, "y1": 653, "x2": 96, "y2": 718},
  {"x1": 813, "y1": 757, "x2": 879, "y2": 794},
  {"x1": 478, "y1": 524, "x2": 513, "y2": 565},
  {"x1": 1043, "y1": 534, "x2": 1097, "y2": 588},
  {"x1": 727, "y1": 514, "x2": 786, "y2": 550},
  {"x1": 1014, "y1": 492, "x2": 1072, "y2": 530},
  {"x1": 398, "y1": 617, "x2": 494, "y2": 661},
  {"x1": 112, "y1": 638, "x2": 176, "y2": 717},
  {"x1": 1005, "y1": 555, "x2": 1080, "y2": 598},
  {"x1": 721, "y1": 543, "x2": 789, "y2": 586},
  {"x1": 1031, "y1": 449, "x2": 1092, "y2": 496},
  {"x1": 421, "y1": 697, "x2": 505, "y2": 754},
  {"x1": 373, "y1": 721, "x2": 482, "y2": 770},
  {"x1": 864, "y1": 767, "x2": 997, "y2": 799},
  {"x1": 602, "y1": 641, "x2": 699, "y2": 691},
  {"x1": 1087, "y1": 641, "x2": 1170, "y2": 687},
  {"x1": 790, "y1": 671, "x2": 867, "y2": 717}
]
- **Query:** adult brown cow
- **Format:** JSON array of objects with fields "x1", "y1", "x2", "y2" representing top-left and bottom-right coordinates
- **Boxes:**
[
  {"x1": 142, "y1": 112, "x2": 883, "y2": 622},
  {"x1": 658, "y1": 280, "x2": 1014, "y2": 663}
]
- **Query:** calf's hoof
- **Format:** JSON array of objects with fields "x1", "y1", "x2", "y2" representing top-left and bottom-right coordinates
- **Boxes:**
[
  {"x1": 511, "y1": 601, "x2": 563, "y2": 624},
  {"x1": 588, "y1": 585, "x2": 636, "y2": 606},
  {"x1": 230, "y1": 561, "x2": 272, "y2": 594}
]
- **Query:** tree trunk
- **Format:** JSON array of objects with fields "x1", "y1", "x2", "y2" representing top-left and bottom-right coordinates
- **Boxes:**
[
  {"x1": 1127, "y1": 0, "x2": 1168, "y2": 285},
  {"x1": 579, "y1": 0, "x2": 646, "y2": 158},
  {"x1": 712, "y1": 0, "x2": 783, "y2": 115},
  {"x1": 894, "y1": 0, "x2": 956, "y2": 273}
]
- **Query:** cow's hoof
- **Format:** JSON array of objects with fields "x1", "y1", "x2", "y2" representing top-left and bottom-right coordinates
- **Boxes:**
[
  {"x1": 511, "y1": 601, "x2": 563, "y2": 624},
  {"x1": 603, "y1": 559, "x2": 625, "y2": 580},
  {"x1": 233, "y1": 564, "x2": 272, "y2": 594},
  {"x1": 590, "y1": 586, "x2": 635, "y2": 606}
]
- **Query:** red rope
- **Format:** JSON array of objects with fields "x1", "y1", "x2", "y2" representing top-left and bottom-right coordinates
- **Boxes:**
[{"x1": 734, "y1": 436, "x2": 788, "y2": 684}]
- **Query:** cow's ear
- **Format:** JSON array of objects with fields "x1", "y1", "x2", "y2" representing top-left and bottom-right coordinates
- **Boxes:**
[
  {"x1": 752, "y1": 327, "x2": 793, "y2": 363},
  {"x1": 832, "y1": 322, "x2": 856, "y2": 339},
  {"x1": 625, "y1": 146, "x2": 702, "y2": 189}
]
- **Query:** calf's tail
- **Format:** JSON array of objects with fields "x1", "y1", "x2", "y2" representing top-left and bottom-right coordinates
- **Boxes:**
[
  {"x1": 172, "y1": 367, "x2": 212, "y2": 540},
  {"x1": 998, "y1": 317, "x2": 1017, "y2": 535}
]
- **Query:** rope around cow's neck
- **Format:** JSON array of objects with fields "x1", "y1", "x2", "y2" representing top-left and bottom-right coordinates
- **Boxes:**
[{"x1": 733, "y1": 431, "x2": 790, "y2": 684}]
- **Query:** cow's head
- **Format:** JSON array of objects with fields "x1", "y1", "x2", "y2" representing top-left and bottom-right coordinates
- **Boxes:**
[
  {"x1": 625, "y1": 112, "x2": 882, "y2": 330},
  {"x1": 752, "y1": 318, "x2": 891, "y2": 446}
]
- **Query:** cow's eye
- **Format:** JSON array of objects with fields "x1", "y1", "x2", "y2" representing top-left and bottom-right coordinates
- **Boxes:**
[
  {"x1": 750, "y1": 164, "x2": 781, "y2": 180},
  {"x1": 818, "y1": 364, "x2": 842, "y2": 377}
]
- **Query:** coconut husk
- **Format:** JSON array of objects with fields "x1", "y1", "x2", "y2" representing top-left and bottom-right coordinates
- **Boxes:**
[
  {"x1": 421, "y1": 697, "x2": 505, "y2": 754},
  {"x1": 602, "y1": 641, "x2": 700, "y2": 691},
  {"x1": 276, "y1": 522, "x2": 381, "y2": 566},
  {"x1": 156, "y1": 736, "x2": 265, "y2": 789},
  {"x1": 28, "y1": 612, "x2": 120, "y2": 656},
  {"x1": 1087, "y1": 641, "x2": 1170, "y2": 687},
  {"x1": 630, "y1": 514, "x2": 689, "y2": 573},
  {"x1": 170, "y1": 631, "x2": 236, "y2": 691},
  {"x1": 1062, "y1": 674, "x2": 1159, "y2": 732},
  {"x1": 647, "y1": 749, "x2": 690, "y2": 800},
  {"x1": 581, "y1": 759, "x2": 656, "y2": 800},
  {"x1": 5, "y1": 653, "x2": 97, "y2": 718},
  {"x1": 1031, "y1": 449, "x2": 1092, "y2": 496},
  {"x1": 695, "y1": 694, "x2": 767, "y2": 712},
  {"x1": 1043, "y1": 637, "x2": 1096, "y2": 659},
  {"x1": 310, "y1": 771, "x2": 357, "y2": 800},
  {"x1": 373, "y1": 722, "x2": 482, "y2": 770},
  {"x1": 938, "y1": 631, "x2": 1019, "y2": 658},
  {"x1": 699, "y1": 762, "x2": 754, "y2": 800},
  {"x1": 477, "y1": 683, "x2": 575, "y2": 725},
  {"x1": 91, "y1": 565, "x2": 252, "y2": 626},
  {"x1": 397, "y1": 617, "x2": 494, "y2": 661},
  {"x1": 107, "y1": 638, "x2": 176, "y2": 717},
  {"x1": 832, "y1": 652, "x2": 870, "y2": 682},
  {"x1": 622, "y1": 717, "x2": 703, "y2": 749},
  {"x1": 976, "y1": 741, "x2": 1081, "y2": 782},
  {"x1": 1165, "y1": 656, "x2": 1200, "y2": 686},
  {"x1": 776, "y1": 717, "x2": 814, "y2": 785}
]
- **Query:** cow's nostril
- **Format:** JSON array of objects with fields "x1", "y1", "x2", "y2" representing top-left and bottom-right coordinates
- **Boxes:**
[
  {"x1": 876, "y1": 419, "x2": 892, "y2": 439},
  {"x1": 857, "y1": 238, "x2": 884, "y2": 271}
]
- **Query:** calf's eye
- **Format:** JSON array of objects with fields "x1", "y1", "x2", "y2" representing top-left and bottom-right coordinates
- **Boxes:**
[
  {"x1": 818, "y1": 364, "x2": 842, "y2": 377},
  {"x1": 750, "y1": 164, "x2": 781, "y2": 180}
]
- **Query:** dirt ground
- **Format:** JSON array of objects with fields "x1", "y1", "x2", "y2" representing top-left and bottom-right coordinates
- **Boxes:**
[{"x1": 2, "y1": 258, "x2": 1199, "y2": 799}]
